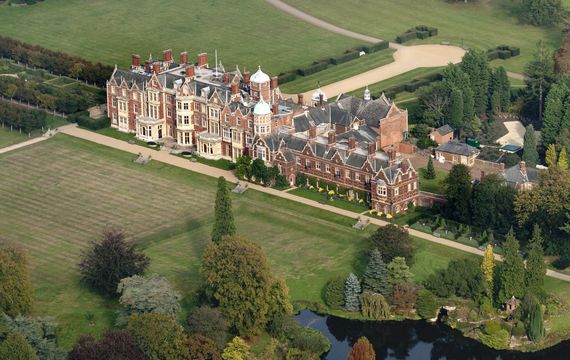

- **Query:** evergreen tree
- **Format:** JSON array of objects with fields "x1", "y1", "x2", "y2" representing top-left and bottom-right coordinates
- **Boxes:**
[
  {"x1": 362, "y1": 249, "x2": 391, "y2": 296},
  {"x1": 525, "y1": 41, "x2": 556, "y2": 122},
  {"x1": 525, "y1": 225, "x2": 546, "y2": 297},
  {"x1": 211, "y1": 177, "x2": 236, "y2": 243},
  {"x1": 425, "y1": 156, "x2": 436, "y2": 180},
  {"x1": 558, "y1": 146, "x2": 569, "y2": 170},
  {"x1": 495, "y1": 67, "x2": 511, "y2": 111},
  {"x1": 0, "y1": 245, "x2": 33, "y2": 317},
  {"x1": 542, "y1": 82, "x2": 568, "y2": 147},
  {"x1": 522, "y1": 124, "x2": 539, "y2": 166},
  {"x1": 497, "y1": 229, "x2": 525, "y2": 303},
  {"x1": 348, "y1": 337, "x2": 376, "y2": 360},
  {"x1": 344, "y1": 273, "x2": 361, "y2": 312},
  {"x1": 545, "y1": 144, "x2": 558, "y2": 167},
  {"x1": 481, "y1": 244, "x2": 495, "y2": 297},
  {"x1": 461, "y1": 50, "x2": 490, "y2": 116},
  {"x1": 444, "y1": 164, "x2": 472, "y2": 223},
  {"x1": 527, "y1": 304, "x2": 545, "y2": 341},
  {"x1": 221, "y1": 337, "x2": 249, "y2": 360},
  {"x1": 449, "y1": 87, "x2": 464, "y2": 128},
  {"x1": 0, "y1": 332, "x2": 38, "y2": 360},
  {"x1": 387, "y1": 257, "x2": 413, "y2": 288}
]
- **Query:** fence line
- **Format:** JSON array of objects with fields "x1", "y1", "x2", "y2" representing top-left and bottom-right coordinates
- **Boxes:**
[{"x1": 0, "y1": 95, "x2": 67, "y2": 118}]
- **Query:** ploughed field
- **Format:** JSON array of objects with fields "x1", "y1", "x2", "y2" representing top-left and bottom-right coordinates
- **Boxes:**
[
  {"x1": 3, "y1": 134, "x2": 570, "y2": 349},
  {"x1": 0, "y1": 0, "x2": 361, "y2": 75},
  {"x1": 283, "y1": 0, "x2": 565, "y2": 73}
]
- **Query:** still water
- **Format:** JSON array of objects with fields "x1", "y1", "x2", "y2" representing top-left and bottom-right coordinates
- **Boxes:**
[{"x1": 296, "y1": 310, "x2": 570, "y2": 360}]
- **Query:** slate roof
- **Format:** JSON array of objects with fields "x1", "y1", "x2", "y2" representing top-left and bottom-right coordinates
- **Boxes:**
[
  {"x1": 435, "y1": 124, "x2": 454, "y2": 136},
  {"x1": 503, "y1": 163, "x2": 540, "y2": 185},
  {"x1": 436, "y1": 140, "x2": 479, "y2": 157},
  {"x1": 112, "y1": 69, "x2": 150, "y2": 88}
]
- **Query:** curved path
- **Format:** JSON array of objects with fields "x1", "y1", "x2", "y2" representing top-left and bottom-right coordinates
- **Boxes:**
[
  {"x1": 270, "y1": 0, "x2": 527, "y2": 100},
  {"x1": 54, "y1": 125, "x2": 570, "y2": 283},
  {"x1": 288, "y1": 44, "x2": 466, "y2": 101}
]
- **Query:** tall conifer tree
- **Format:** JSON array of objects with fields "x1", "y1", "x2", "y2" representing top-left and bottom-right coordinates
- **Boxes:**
[
  {"x1": 522, "y1": 124, "x2": 539, "y2": 166},
  {"x1": 497, "y1": 229, "x2": 525, "y2": 303},
  {"x1": 363, "y1": 249, "x2": 391, "y2": 296},
  {"x1": 525, "y1": 225, "x2": 546, "y2": 297},
  {"x1": 211, "y1": 177, "x2": 236, "y2": 243}
]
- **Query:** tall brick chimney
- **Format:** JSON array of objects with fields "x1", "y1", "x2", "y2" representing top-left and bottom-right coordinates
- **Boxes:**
[
  {"x1": 131, "y1": 54, "x2": 141, "y2": 68},
  {"x1": 297, "y1": 93, "x2": 304, "y2": 105},
  {"x1": 401, "y1": 160, "x2": 408, "y2": 173},
  {"x1": 328, "y1": 131, "x2": 336, "y2": 145},
  {"x1": 179, "y1": 51, "x2": 188, "y2": 65},
  {"x1": 224, "y1": 72, "x2": 231, "y2": 83},
  {"x1": 388, "y1": 148, "x2": 396, "y2": 165},
  {"x1": 520, "y1": 161, "x2": 527, "y2": 177},
  {"x1": 185, "y1": 65, "x2": 195, "y2": 79},
  {"x1": 367, "y1": 142, "x2": 376, "y2": 157},
  {"x1": 309, "y1": 127, "x2": 317, "y2": 140},
  {"x1": 153, "y1": 62, "x2": 161, "y2": 75},
  {"x1": 319, "y1": 94, "x2": 324, "y2": 108},
  {"x1": 163, "y1": 49, "x2": 173, "y2": 62},
  {"x1": 272, "y1": 103, "x2": 279, "y2": 115},
  {"x1": 197, "y1": 53, "x2": 208, "y2": 68},
  {"x1": 231, "y1": 81, "x2": 239, "y2": 95},
  {"x1": 243, "y1": 71, "x2": 251, "y2": 85},
  {"x1": 348, "y1": 137, "x2": 356, "y2": 150},
  {"x1": 144, "y1": 60, "x2": 151, "y2": 74},
  {"x1": 270, "y1": 76, "x2": 278, "y2": 90}
]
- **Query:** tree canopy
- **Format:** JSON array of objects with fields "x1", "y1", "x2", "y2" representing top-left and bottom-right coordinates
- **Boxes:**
[
  {"x1": 211, "y1": 177, "x2": 236, "y2": 243},
  {"x1": 186, "y1": 306, "x2": 229, "y2": 350},
  {"x1": 362, "y1": 248, "x2": 391, "y2": 296},
  {"x1": 348, "y1": 337, "x2": 376, "y2": 360},
  {"x1": 0, "y1": 244, "x2": 33, "y2": 317},
  {"x1": 79, "y1": 228, "x2": 149, "y2": 296},
  {"x1": 367, "y1": 225, "x2": 415, "y2": 265},
  {"x1": 444, "y1": 164, "x2": 472, "y2": 223},
  {"x1": 496, "y1": 230, "x2": 526, "y2": 304},
  {"x1": 68, "y1": 330, "x2": 145, "y2": 360},
  {"x1": 127, "y1": 313, "x2": 188, "y2": 360}
]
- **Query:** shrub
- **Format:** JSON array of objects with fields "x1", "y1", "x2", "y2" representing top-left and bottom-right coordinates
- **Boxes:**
[
  {"x1": 297, "y1": 62, "x2": 328, "y2": 76},
  {"x1": 70, "y1": 111, "x2": 110, "y2": 130},
  {"x1": 479, "y1": 320, "x2": 509, "y2": 350},
  {"x1": 361, "y1": 291, "x2": 390, "y2": 320},
  {"x1": 277, "y1": 72, "x2": 296, "y2": 84},
  {"x1": 324, "y1": 276, "x2": 345, "y2": 309},
  {"x1": 289, "y1": 328, "x2": 331, "y2": 357},
  {"x1": 416, "y1": 289, "x2": 438, "y2": 319}
]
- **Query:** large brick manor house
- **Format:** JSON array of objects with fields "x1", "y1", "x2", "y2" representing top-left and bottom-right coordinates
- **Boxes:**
[{"x1": 106, "y1": 50, "x2": 419, "y2": 214}]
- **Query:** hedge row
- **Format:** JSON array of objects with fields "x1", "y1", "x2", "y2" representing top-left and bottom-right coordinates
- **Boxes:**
[
  {"x1": 278, "y1": 40, "x2": 389, "y2": 84},
  {"x1": 487, "y1": 45, "x2": 520, "y2": 61},
  {"x1": 0, "y1": 101, "x2": 47, "y2": 132},
  {"x1": 395, "y1": 25, "x2": 438, "y2": 44},
  {"x1": 380, "y1": 71, "x2": 444, "y2": 99},
  {"x1": 69, "y1": 111, "x2": 110, "y2": 130},
  {"x1": 0, "y1": 36, "x2": 113, "y2": 87}
]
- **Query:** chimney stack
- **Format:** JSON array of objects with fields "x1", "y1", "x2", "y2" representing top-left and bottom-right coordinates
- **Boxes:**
[
  {"x1": 152, "y1": 62, "x2": 161, "y2": 75},
  {"x1": 231, "y1": 81, "x2": 239, "y2": 95},
  {"x1": 197, "y1": 53, "x2": 208, "y2": 68},
  {"x1": 144, "y1": 60, "x2": 151, "y2": 74},
  {"x1": 272, "y1": 103, "x2": 279, "y2": 115},
  {"x1": 163, "y1": 49, "x2": 173, "y2": 63},
  {"x1": 309, "y1": 127, "x2": 317, "y2": 140},
  {"x1": 319, "y1": 93, "x2": 324, "y2": 108},
  {"x1": 224, "y1": 72, "x2": 231, "y2": 83},
  {"x1": 179, "y1": 51, "x2": 188, "y2": 65},
  {"x1": 368, "y1": 142, "x2": 376, "y2": 156},
  {"x1": 401, "y1": 160, "x2": 408, "y2": 173},
  {"x1": 243, "y1": 71, "x2": 251, "y2": 85},
  {"x1": 185, "y1": 65, "x2": 195, "y2": 79},
  {"x1": 520, "y1": 161, "x2": 527, "y2": 176},
  {"x1": 131, "y1": 54, "x2": 141, "y2": 68},
  {"x1": 297, "y1": 93, "x2": 304, "y2": 105},
  {"x1": 388, "y1": 148, "x2": 396, "y2": 165},
  {"x1": 270, "y1": 76, "x2": 278, "y2": 90},
  {"x1": 348, "y1": 137, "x2": 356, "y2": 150},
  {"x1": 327, "y1": 131, "x2": 336, "y2": 145}
]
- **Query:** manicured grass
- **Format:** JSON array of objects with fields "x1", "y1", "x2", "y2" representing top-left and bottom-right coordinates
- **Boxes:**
[
  {"x1": 0, "y1": 0, "x2": 361, "y2": 75},
  {"x1": 5, "y1": 133, "x2": 570, "y2": 350},
  {"x1": 280, "y1": 49, "x2": 395, "y2": 94},
  {"x1": 95, "y1": 127, "x2": 152, "y2": 148},
  {"x1": 0, "y1": 114, "x2": 67, "y2": 148},
  {"x1": 288, "y1": 187, "x2": 369, "y2": 213},
  {"x1": 284, "y1": 0, "x2": 564, "y2": 73},
  {"x1": 418, "y1": 167, "x2": 447, "y2": 194}
]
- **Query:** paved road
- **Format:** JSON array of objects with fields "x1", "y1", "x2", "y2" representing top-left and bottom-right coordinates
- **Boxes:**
[
  {"x1": 0, "y1": 123, "x2": 75, "y2": 154},
  {"x1": 54, "y1": 126, "x2": 570, "y2": 283}
]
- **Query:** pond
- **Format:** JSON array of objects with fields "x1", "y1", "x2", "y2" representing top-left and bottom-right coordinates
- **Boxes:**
[{"x1": 296, "y1": 310, "x2": 570, "y2": 360}]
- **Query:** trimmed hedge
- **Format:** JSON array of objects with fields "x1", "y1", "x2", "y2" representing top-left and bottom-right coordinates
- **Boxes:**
[
  {"x1": 365, "y1": 41, "x2": 390, "y2": 53},
  {"x1": 278, "y1": 72, "x2": 296, "y2": 84},
  {"x1": 330, "y1": 51, "x2": 360, "y2": 65},
  {"x1": 69, "y1": 111, "x2": 110, "y2": 130},
  {"x1": 395, "y1": 25, "x2": 438, "y2": 44},
  {"x1": 487, "y1": 45, "x2": 520, "y2": 61},
  {"x1": 374, "y1": 70, "x2": 444, "y2": 100},
  {"x1": 297, "y1": 62, "x2": 329, "y2": 76}
]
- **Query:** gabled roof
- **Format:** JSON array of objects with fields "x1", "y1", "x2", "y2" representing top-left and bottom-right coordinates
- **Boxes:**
[
  {"x1": 112, "y1": 69, "x2": 150, "y2": 88},
  {"x1": 436, "y1": 140, "x2": 479, "y2": 157},
  {"x1": 503, "y1": 163, "x2": 540, "y2": 185},
  {"x1": 435, "y1": 124, "x2": 454, "y2": 136}
]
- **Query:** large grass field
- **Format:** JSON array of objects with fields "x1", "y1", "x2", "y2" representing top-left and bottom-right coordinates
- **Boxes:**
[
  {"x1": 284, "y1": 0, "x2": 564, "y2": 73},
  {"x1": 0, "y1": 0, "x2": 362, "y2": 75},
  {"x1": 3, "y1": 134, "x2": 570, "y2": 349}
]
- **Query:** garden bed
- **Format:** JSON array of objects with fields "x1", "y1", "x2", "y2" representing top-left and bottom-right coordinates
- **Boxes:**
[{"x1": 289, "y1": 187, "x2": 369, "y2": 213}]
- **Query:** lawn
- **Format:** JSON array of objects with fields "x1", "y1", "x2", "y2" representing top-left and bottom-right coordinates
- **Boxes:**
[
  {"x1": 284, "y1": 0, "x2": 564, "y2": 73},
  {"x1": 288, "y1": 187, "x2": 369, "y2": 213},
  {"x1": 280, "y1": 49, "x2": 395, "y2": 94},
  {"x1": 0, "y1": 0, "x2": 362, "y2": 75},
  {"x1": 418, "y1": 167, "x2": 447, "y2": 194},
  {"x1": 4, "y1": 133, "x2": 570, "y2": 351},
  {"x1": 0, "y1": 114, "x2": 67, "y2": 148}
]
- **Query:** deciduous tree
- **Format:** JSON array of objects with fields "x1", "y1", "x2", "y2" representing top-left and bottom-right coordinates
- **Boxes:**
[
  {"x1": 185, "y1": 334, "x2": 221, "y2": 360},
  {"x1": 221, "y1": 337, "x2": 249, "y2": 360},
  {"x1": 481, "y1": 245, "x2": 495, "y2": 297},
  {"x1": 558, "y1": 146, "x2": 569, "y2": 170},
  {"x1": 127, "y1": 313, "x2": 188, "y2": 360},
  {"x1": 79, "y1": 228, "x2": 149, "y2": 296},
  {"x1": 389, "y1": 282, "x2": 418, "y2": 314},
  {"x1": 211, "y1": 177, "x2": 236, "y2": 243},
  {"x1": 186, "y1": 306, "x2": 229, "y2": 350},
  {"x1": 324, "y1": 276, "x2": 345, "y2": 309},
  {"x1": 0, "y1": 245, "x2": 33, "y2": 317},
  {"x1": 519, "y1": 0, "x2": 565, "y2": 26},
  {"x1": 368, "y1": 225, "x2": 415, "y2": 265},
  {"x1": 360, "y1": 291, "x2": 390, "y2": 320},
  {"x1": 348, "y1": 337, "x2": 376, "y2": 360},
  {"x1": 68, "y1": 330, "x2": 145, "y2": 360}
]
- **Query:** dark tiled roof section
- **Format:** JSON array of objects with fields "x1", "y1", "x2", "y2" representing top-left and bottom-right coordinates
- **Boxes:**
[
  {"x1": 329, "y1": 105, "x2": 351, "y2": 126},
  {"x1": 345, "y1": 152, "x2": 367, "y2": 168},
  {"x1": 293, "y1": 114, "x2": 311, "y2": 132},
  {"x1": 503, "y1": 164, "x2": 540, "y2": 184},
  {"x1": 284, "y1": 135, "x2": 307, "y2": 152},
  {"x1": 373, "y1": 158, "x2": 389, "y2": 172},
  {"x1": 436, "y1": 140, "x2": 479, "y2": 156},
  {"x1": 158, "y1": 73, "x2": 184, "y2": 88},
  {"x1": 436, "y1": 124, "x2": 454, "y2": 136},
  {"x1": 324, "y1": 148, "x2": 337, "y2": 160},
  {"x1": 264, "y1": 133, "x2": 283, "y2": 152},
  {"x1": 283, "y1": 151, "x2": 295, "y2": 161},
  {"x1": 112, "y1": 69, "x2": 150, "y2": 88}
]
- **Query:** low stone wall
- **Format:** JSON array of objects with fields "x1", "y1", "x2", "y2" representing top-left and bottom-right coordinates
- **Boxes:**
[{"x1": 418, "y1": 190, "x2": 446, "y2": 207}]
